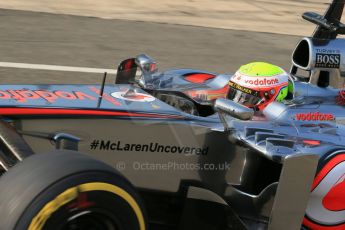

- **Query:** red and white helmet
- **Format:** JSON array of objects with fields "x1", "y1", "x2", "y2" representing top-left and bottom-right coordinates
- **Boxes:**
[{"x1": 227, "y1": 62, "x2": 291, "y2": 111}]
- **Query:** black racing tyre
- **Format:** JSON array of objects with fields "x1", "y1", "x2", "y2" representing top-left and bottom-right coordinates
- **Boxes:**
[{"x1": 0, "y1": 150, "x2": 147, "y2": 230}]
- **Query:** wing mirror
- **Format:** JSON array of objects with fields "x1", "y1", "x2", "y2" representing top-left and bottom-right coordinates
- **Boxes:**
[
  {"x1": 115, "y1": 54, "x2": 157, "y2": 86},
  {"x1": 135, "y1": 54, "x2": 158, "y2": 88},
  {"x1": 214, "y1": 98, "x2": 254, "y2": 121},
  {"x1": 135, "y1": 54, "x2": 157, "y2": 74},
  {"x1": 115, "y1": 58, "x2": 138, "y2": 84}
]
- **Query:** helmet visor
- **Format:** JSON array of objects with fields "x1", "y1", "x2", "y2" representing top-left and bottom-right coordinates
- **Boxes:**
[{"x1": 227, "y1": 81, "x2": 262, "y2": 107}]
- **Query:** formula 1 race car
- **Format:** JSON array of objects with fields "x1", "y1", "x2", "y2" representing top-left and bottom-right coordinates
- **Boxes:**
[{"x1": 0, "y1": 1, "x2": 345, "y2": 230}]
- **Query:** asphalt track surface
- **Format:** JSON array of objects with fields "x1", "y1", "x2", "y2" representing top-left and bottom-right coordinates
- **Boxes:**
[
  {"x1": 0, "y1": 9, "x2": 302, "y2": 84},
  {"x1": 0, "y1": 0, "x2": 328, "y2": 36}
]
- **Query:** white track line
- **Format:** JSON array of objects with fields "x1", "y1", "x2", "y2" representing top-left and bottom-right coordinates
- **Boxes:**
[{"x1": 0, "y1": 62, "x2": 118, "y2": 74}]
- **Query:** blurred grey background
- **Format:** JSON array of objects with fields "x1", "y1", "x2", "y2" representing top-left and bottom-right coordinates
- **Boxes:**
[{"x1": 0, "y1": 0, "x2": 341, "y2": 84}]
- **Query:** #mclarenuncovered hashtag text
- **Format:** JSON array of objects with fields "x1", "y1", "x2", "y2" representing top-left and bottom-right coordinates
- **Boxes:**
[{"x1": 90, "y1": 140, "x2": 209, "y2": 155}]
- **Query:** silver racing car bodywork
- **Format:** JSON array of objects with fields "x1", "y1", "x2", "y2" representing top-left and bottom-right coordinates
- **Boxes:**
[{"x1": 0, "y1": 1, "x2": 345, "y2": 229}]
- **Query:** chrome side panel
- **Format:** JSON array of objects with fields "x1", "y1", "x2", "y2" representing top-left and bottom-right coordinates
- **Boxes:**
[
  {"x1": 268, "y1": 153, "x2": 319, "y2": 230},
  {"x1": 16, "y1": 117, "x2": 249, "y2": 194}
]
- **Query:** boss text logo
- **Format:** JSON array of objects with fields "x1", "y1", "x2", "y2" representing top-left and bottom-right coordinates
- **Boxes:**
[{"x1": 315, "y1": 53, "x2": 341, "y2": 68}]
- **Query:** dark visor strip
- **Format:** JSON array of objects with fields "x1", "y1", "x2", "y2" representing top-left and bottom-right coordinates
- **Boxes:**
[{"x1": 228, "y1": 81, "x2": 260, "y2": 97}]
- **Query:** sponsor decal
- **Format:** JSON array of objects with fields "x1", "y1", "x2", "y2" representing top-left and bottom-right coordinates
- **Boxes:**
[
  {"x1": 229, "y1": 81, "x2": 258, "y2": 96},
  {"x1": 244, "y1": 77, "x2": 279, "y2": 86},
  {"x1": 89, "y1": 87, "x2": 121, "y2": 106},
  {"x1": 0, "y1": 89, "x2": 96, "y2": 103},
  {"x1": 315, "y1": 53, "x2": 341, "y2": 68},
  {"x1": 316, "y1": 49, "x2": 340, "y2": 54},
  {"x1": 90, "y1": 139, "x2": 209, "y2": 155},
  {"x1": 111, "y1": 91, "x2": 155, "y2": 102},
  {"x1": 295, "y1": 112, "x2": 334, "y2": 121}
]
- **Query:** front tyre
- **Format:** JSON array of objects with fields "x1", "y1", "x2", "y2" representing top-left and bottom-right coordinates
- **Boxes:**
[{"x1": 0, "y1": 151, "x2": 147, "y2": 230}]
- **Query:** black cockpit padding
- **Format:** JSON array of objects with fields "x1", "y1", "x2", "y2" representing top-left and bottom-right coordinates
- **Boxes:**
[
  {"x1": 318, "y1": 71, "x2": 330, "y2": 88},
  {"x1": 292, "y1": 40, "x2": 310, "y2": 68},
  {"x1": 0, "y1": 121, "x2": 34, "y2": 161}
]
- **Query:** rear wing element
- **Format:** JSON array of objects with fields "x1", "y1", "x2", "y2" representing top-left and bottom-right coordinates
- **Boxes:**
[
  {"x1": 303, "y1": 0, "x2": 345, "y2": 39},
  {"x1": 291, "y1": 0, "x2": 345, "y2": 87}
]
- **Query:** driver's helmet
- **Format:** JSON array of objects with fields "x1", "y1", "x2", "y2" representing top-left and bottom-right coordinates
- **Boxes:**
[{"x1": 227, "y1": 62, "x2": 291, "y2": 111}]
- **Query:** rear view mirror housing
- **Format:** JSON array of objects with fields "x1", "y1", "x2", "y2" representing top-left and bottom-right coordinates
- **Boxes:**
[
  {"x1": 115, "y1": 58, "x2": 138, "y2": 84},
  {"x1": 115, "y1": 54, "x2": 157, "y2": 86},
  {"x1": 135, "y1": 54, "x2": 157, "y2": 74},
  {"x1": 214, "y1": 98, "x2": 254, "y2": 121}
]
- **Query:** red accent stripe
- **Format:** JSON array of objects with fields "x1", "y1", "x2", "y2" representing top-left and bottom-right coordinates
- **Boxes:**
[
  {"x1": 0, "y1": 108, "x2": 182, "y2": 119},
  {"x1": 184, "y1": 74, "x2": 215, "y2": 84},
  {"x1": 303, "y1": 140, "x2": 321, "y2": 146},
  {"x1": 312, "y1": 154, "x2": 345, "y2": 191}
]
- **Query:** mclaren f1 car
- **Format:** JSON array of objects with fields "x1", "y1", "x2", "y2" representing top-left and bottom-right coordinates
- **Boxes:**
[{"x1": 0, "y1": 1, "x2": 345, "y2": 230}]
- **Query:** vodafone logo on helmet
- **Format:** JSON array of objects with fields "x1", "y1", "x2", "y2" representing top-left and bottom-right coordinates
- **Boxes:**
[
  {"x1": 231, "y1": 72, "x2": 285, "y2": 88},
  {"x1": 244, "y1": 78, "x2": 279, "y2": 86}
]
